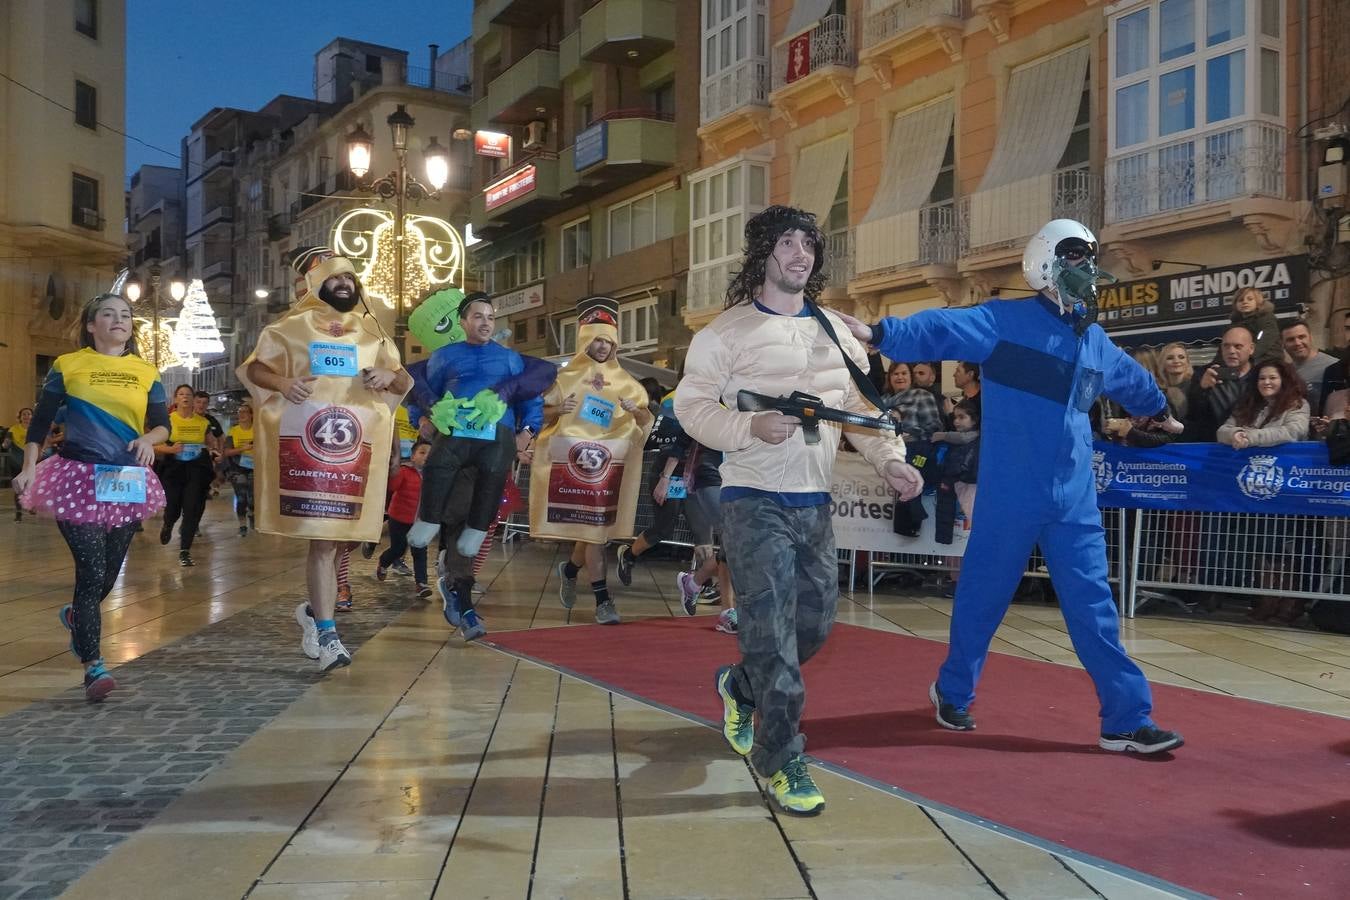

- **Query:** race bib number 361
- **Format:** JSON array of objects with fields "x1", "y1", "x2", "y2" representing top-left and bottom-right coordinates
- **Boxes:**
[{"x1": 94, "y1": 465, "x2": 147, "y2": 503}]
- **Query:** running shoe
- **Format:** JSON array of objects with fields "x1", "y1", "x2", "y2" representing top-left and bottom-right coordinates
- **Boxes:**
[
  {"x1": 83, "y1": 669, "x2": 116, "y2": 703},
  {"x1": 698, "y1": 582, "x2": 723, "y2": 605},
  {"x1": 361, "y1": 541, "x2": 376, "y2": 560},
  {"x1": 929, "y1": 681, "x2": 975, "y2": 731},
  {"x1": 238, "y1": 525, "x2": 248, "y2": 537},
  {"x1": 768, "y1": 755, "x2": 824, "y2": 816},
  {"x1": 676, "y1": 572, "x2": 699, "y2": 616},
  {"x1": 594, "y1": 599, "x2": 621, "y2": 625},
  {"x1": 715, "y1": 607, "x2": 738, "y2": 635},
  {"x1": 179, "y1": 550, "x2": 195, "y2": 567},
  {"x1": 1099, "y1": 725, "x2": 1184, "y2": 754},
  {"x1": 416, "y1": 583, "x2": 433, "y2": 600},
  {"x1": 616, "y1": 544, "x2": 635, "y2": 586},
  {"x1": 335, "y1": 584, "x2": 353, "y2": 611},
  {"x1": 58, "y1": 604, "x2": 78, "y2": 658},
  {"x1": 390, "y1": 560, "x2": 414, "y2": 577},
  {"x1": 159, "y1": 523, "x2": 172, "y2": 545},
  {"x1": 714, "y1": 665, "x2": 754, "y2": 757},
  {"x1": 459, "y1": 609, "x2": 487, "y2": 642},
  {"x1": 375, "y1": 565, "x2": 388, "y2": 582},
  {"x1": 318, "y1": 637, "x2": 352, "y2": 672},
  {"x1": 439, "y1": 576, "x2": 463, "y2": 627},
  {"x1": 557, "y1": 561, "x2": 576, "y2": 609},
  {"x1": 295, "y1": 602, "x2": 320, "y2": 660}
]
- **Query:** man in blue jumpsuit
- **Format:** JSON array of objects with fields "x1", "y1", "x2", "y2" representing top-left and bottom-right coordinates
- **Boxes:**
[{"x1": 840, "y1": 220, "x2": 1185, "y2": 755}]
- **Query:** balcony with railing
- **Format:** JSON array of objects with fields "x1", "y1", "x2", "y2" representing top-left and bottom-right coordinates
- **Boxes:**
[
  {"x1": 860, "y1": 0, "x2": 965, "y2": 86},
  {"x1": 473, "y1": 152, "x2": 564, "y2": 233},
  {"x1": 404, "y1": 64, "x2": 472, "y2": 96},
  {"x1": 770, "y1": 14, "x2": 856, "y2": 126},
  {"x1": 700, "y1": 58, "x2": 771, "y2": 145},
  {"x1": 855, "y1": 202, "x2": 958, "y2": 280},
  {"x1": 202, "y1": 259, "x2": 233, "y2": 283},
  {"x1": 200, "y1": 149, "x2": 236, "y2": 181},
  {"x1": 559, "y1": 109, "x2": 677, "y2": 198},
  {"x1": 822, "y1": 230, "x2": 855, "y2": 292},
  {"x1": 959, "y1": 167, "x2": 1101, "y2": 259},
  {"x1": 1106, "y1": 122, "x2": 1286, "y2": 226}
]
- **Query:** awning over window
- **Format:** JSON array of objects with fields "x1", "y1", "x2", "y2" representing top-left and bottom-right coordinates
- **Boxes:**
[
  {"x1": 966, "y1": 44, "x2": 1089, "y2": 250},
  {"x1": 790, "y1": 133, "x2": 850, "y2": 224},
  {"x1": 978, "y1": 45, "x2": 1088, "y2": 191},
  {"x1": 856, "y1": 97, "x2": 954, "y2": 272},
  {"x1": 782, "y1": 0, "x2": 836, "y2": 42}
]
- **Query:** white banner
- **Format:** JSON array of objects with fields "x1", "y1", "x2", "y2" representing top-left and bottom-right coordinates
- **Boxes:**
[{"x1": 829, "y1": 453, "x2": 969, "y2": 557}]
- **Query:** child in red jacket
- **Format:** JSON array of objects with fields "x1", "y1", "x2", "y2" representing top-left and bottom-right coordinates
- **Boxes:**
[{"x1": 377, "y1": 441, "x2": 431, "y2": 597}]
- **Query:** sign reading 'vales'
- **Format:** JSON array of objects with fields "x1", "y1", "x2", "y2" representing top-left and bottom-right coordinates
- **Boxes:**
[{"x1": 1098, "y1": 255, "x2": 1308, "y2": 330}]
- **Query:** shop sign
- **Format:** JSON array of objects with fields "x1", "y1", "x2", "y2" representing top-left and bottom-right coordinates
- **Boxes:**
[
  {"x1": 484, "y1": 165, "x2": 536, "y2": 210},
  {"x1": 474, "y1": 131, "x2": 511, "y2": 158},
  {"x1": 1099, "y1": 255, "x2": 1308, "y2": 329},
  {"x1": 574, "y1": 121, "x2": 608, "y2": 171},
  {"x1": 495, "y1": 281, "x2": 544, "y2": 317}
]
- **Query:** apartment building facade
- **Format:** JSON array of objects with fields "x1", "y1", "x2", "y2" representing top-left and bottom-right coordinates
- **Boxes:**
[
  {"x1": 685, "y1": 0, "x2": 1341, "y2": 357},
  {"x1": 469, "y1": 0, "x2": 697, "y2": 368},
  {"x1": 0, "y1": 0, "x2": 125, "y2": 420}
]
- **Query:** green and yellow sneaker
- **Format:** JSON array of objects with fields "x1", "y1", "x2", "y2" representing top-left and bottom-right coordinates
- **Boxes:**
[
  {"x1": 768, "y1": 755, "x2": 824, "y2": 816},
  {"x1": 714, "y1": 665, "x2": 754, "y2": 757}
]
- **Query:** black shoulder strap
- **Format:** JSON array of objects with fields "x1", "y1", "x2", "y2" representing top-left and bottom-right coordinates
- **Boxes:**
[{"x1": 808, "y1": 302, "x2": 894, "y2": 411}]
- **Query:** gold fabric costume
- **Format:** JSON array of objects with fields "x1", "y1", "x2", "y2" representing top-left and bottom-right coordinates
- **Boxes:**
[
  {"x1": 236, "y1": 255, "x2": 407, "y2": 542},
  {"x1": 529, "y1": 320, "x2": 650, "y2": 543}
]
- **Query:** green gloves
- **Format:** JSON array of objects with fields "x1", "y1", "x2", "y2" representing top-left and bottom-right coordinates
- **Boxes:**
[
  {"x1": 429, "y1": 392, "x2": 468, "y2": 435},
  {"x1": 429, "y1": 389, "x2": 508, "y2": 434},
  {"x1": 464, "y1": 389, "x2": 508, "y2": 429}
]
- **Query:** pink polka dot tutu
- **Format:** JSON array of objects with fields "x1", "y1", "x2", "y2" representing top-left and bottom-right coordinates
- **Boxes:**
[{"x1": 20, "y1": 456, "x2": 166, "y2": 528}]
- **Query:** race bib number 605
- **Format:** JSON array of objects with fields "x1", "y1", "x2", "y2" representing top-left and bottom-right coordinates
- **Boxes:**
[{"x1": 309, "y1": 341, "x2": 358, "y2": 376}]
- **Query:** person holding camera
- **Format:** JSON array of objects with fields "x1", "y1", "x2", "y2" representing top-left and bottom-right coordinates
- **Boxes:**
[{"x1": 1182, "y1": 325, "x2": 1256, "y2": 443}]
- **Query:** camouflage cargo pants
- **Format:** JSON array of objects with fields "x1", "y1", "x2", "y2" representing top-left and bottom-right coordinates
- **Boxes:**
[{"x1": 721, "y1": 495, "x2": 838, "y2": 777}]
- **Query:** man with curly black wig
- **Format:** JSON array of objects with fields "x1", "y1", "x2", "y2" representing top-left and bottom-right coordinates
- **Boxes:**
[{"x1": 675, "y1": 205, "x2": 923, "y2": 816}]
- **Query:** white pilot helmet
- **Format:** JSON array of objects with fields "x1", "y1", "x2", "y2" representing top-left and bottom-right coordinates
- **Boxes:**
[{"x1": 1022, "y1": 218, "x2": 1099, "y2": 295}]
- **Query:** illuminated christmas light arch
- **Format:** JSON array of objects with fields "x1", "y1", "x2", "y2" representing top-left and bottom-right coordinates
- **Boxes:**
[{"x1": 330, "y1": 207, "x2": 465, "y2": 311}]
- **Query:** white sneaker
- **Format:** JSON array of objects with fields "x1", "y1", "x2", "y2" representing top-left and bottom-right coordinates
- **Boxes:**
[
  {"x1": 294, "y1": 602, "x2": 319, "y2": 660},
  {"x1": 318, "y1": 637, "x2": 352, "y2": 672}
]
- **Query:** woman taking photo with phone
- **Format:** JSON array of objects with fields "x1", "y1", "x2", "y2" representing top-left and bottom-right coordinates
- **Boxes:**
[{"x1": 12, "y1": 293, "x2": 169, "y2": 702}]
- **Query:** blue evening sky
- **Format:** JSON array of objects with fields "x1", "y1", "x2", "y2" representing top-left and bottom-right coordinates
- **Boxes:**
[{"x1": 125, "y1": 0, "x2": 472, "y2": 180}]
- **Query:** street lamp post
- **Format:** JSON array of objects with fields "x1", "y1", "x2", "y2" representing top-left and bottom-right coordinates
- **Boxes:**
[
  {"x1": 124, "y1": 264, "x2": 185, "y2": 369},
  {"x1": 345, "y1": 104, "x2": 450, "y2": 338}
]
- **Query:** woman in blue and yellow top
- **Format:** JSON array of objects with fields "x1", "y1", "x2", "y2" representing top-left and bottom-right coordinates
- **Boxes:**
[
  {"x1": 154, "y1": 384, "x2": 215, "y2": 566},
  {"x1": 2, "y1": 406, "x2": 32, "y2": 521},
  {"x1": 12, "y1": 293, "x2": 170, "y2": 702},
  {"x1": 223, "y1": 402, "x2": 256, "y2": 536}
]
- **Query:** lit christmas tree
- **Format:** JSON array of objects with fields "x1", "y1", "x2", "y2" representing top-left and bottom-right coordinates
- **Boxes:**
[{"x1": 170, "y1": 279, "x2": 225, "y2": 361}]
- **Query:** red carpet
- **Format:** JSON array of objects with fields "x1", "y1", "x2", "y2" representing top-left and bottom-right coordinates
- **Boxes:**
[{"x1": 487, "y1": 618, "x2": 1350, "y2": 899}]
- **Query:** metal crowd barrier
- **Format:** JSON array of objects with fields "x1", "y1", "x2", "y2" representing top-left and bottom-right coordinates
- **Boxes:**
[{"x1": 501, "y1": 457, "x2": 1346, "y2": 620}]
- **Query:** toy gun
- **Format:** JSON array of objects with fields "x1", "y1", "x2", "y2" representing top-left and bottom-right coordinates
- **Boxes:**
[{"x1": 737, "y1": 390, "x2": 900, "y2": 445}]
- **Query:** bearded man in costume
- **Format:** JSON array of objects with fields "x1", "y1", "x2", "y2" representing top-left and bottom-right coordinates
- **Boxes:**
[
  {"x1": 239, "y1": 246, "x2": 412, "y2": 672},
  {"x1": 535, "y1": 296, "x2": 652, "y2": 625},
  {"x1": 403, "y1": 289, "x2": 555, "y2": 639}
]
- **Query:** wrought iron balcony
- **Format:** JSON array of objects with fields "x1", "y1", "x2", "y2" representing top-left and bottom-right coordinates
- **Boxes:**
[
  {"x1": 1106, "y1": 122, "x2": 1286, "y2": 224},
  {"x1": 772, "y1": 14, "x2": 856, "y2": 93},
  {"x1": 822, "y1": 230, "x2": 854, "y2": 290},
  {"x1": 959, "y1": 167, "x2": 1102, "y2": 257},
  {"x1": 855, "y1": 202, "x2": 957, "y2": 277},
  {"x1": 863, "y1": 0, "x2": 964, "y2": 49}
]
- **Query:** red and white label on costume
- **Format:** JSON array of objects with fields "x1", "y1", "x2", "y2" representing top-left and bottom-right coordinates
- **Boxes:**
[
  {"x1": 544, "y1": 436, "x2": 627, "y2": 527},
  {"x1": 277, "y1": 403, "x2": 373, "y2": 520}
]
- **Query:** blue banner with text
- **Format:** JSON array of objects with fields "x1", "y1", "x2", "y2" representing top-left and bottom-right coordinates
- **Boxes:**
[{"x1": 1092, "y1": 441, "x2": 1350, "y2": 516}]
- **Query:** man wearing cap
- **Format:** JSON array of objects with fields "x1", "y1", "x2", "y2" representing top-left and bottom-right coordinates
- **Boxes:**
[
  {"x1": 239, "y1": 246, "x2": 412, "y2": 672},
  {"x1": 533, "y1": 296, "x2": 652, "y2": 625},
  {"x1": 404, "y1": 290, "x2": 552, "y2": 640}
]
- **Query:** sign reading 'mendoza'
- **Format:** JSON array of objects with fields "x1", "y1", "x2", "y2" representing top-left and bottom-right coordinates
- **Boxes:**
[{"x1": 1098, "y1": 255, "x2": 1308, "y2": 330}]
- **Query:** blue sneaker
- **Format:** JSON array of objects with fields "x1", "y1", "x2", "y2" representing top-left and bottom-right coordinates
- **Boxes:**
[
  {"x1": 439, "y1": 576, "x2": 462, "y2": 627},
  {"x1": 459, "y1": 608, "x2": 487, "y2": 642},
  {"x1": 58, "y1": 604, "x2": 78, "y2": 659}
]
